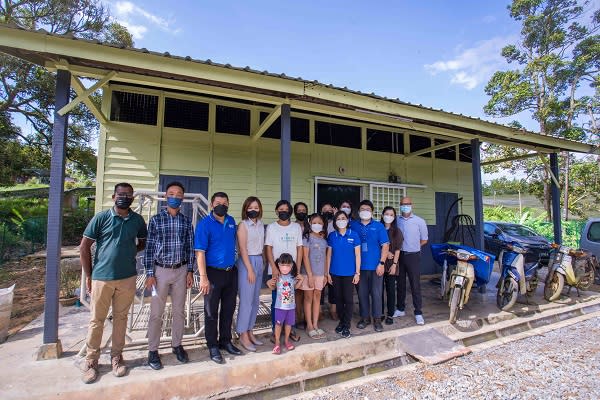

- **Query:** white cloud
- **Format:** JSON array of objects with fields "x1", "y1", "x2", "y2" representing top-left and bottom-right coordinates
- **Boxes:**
[
  {"x1": 111, "y1": 1, "x2": 180, "y2": 40},
  {"x1": 424, "y1": 36, "x2": 515, "y2": 90}
]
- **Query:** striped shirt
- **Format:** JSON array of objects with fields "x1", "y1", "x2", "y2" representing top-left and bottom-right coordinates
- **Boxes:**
[{"x1": 144, "y1": 209, "x2": 195, "y2": 276}]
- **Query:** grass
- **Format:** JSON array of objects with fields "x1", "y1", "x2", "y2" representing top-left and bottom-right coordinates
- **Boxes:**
[{"x1": 0, "y1": 184, "x2": 49, "y2": 192}]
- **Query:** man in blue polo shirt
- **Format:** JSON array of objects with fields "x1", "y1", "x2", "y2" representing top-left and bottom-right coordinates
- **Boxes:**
[
  {"x1": 195, "y1": 192, "x2": 240, "y2": 364},
  {"x1": 350, "y1": 200, "x2": 389, "y2": 332}
]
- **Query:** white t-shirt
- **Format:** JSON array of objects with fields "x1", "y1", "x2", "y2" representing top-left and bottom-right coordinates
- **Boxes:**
[{"x1": 265, "y1": 221, "x2": 303, "y2": 274}]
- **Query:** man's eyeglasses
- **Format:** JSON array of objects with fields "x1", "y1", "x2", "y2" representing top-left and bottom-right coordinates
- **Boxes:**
[{"x1": 116, "y1": 193, "x2": 134, "y2": 199}]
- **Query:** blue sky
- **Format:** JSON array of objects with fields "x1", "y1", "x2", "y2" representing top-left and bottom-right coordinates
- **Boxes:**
[{"x1": 106, "y1": 0, "x2": 526, "y2": 128}]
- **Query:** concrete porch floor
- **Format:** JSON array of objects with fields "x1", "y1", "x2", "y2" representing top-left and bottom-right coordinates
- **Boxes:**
[{"x1": 1, "y1": 271, "x2": 599, "y2": 400}]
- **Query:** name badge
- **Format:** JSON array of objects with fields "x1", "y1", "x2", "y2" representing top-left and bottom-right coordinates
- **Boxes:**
[{"x1": 361, "y1": 242, "x2": 368, "y2": 252}]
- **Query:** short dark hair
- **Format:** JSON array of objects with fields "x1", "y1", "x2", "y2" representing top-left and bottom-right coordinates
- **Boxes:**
[
  {"x1": 320, "y1": 202, "x2": 334, "y2": 211},
  {"x1": 359, "y1": 199, "x2": 374, "y2": 211},
  {"x1": 211, "y1": 192, "x2": 229, "y2": 203},
  {"x1": 241, "y1": 196, "x2": 263, "y2": 220},
  {"x1": 275, "y1": 199, "x2": 292, "y2": 212},
  {"x1": 293, "y1": 201, "x2": 308, "y2": 214},
  {"x1": 114, "y1": 182, "x2": 133, "y2": 194},
  {"x1": 165, "y1": 181, "x2": 185, "y2": 193},
  {"x1": 332, "y1": 210, "x2": 349, "y2": 233},
  {"x1": 275, "y1": 253, "x2": 298, "y2": 277}
]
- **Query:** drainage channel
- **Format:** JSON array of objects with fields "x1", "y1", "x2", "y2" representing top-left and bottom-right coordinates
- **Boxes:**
[{"x1": 231, "y1": 299, "x2": 600, "y2": 400}]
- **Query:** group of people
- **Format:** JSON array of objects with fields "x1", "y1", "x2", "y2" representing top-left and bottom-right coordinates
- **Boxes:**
[{"x1": 78, "y1": 182, "x2": 428, "y2": 384}]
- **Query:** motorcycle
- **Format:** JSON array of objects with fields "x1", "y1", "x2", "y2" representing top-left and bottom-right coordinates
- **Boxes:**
[
  {"x1": 431, "y1": 243, "x2": 495, "y2": 324},
  {"x1": 544, "y1": 244, "x2": 596, "y2": 302},
  {"x1": 496, "y1": 242, "x2": 541, "y2": 311}
]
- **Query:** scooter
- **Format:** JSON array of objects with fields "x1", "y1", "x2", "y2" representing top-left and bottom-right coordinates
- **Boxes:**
[
  {"x1": 496, "y1": 242, "x2": 541, "y2": 311},
  {"x1": 544, "y1": 244, "x2": 595, "y2": 302}
]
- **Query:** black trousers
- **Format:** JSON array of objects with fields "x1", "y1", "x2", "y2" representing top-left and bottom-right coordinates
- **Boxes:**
[
  {"x1": 383, "y1": 274, "x2": 400, "y2": 317},
  {"x1": 204, "y1": 267, "x2": 238, "y2": 347},
  {"x1": 398, "y1": 253, "x2": 423, "y2": 315},
  {"x1": 332, "y1": 275, "x2": 354, "y2": 327}
]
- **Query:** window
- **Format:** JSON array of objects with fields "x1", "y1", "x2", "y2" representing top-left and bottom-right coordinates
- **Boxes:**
[
  {"x1": 258, "y1": 112, "x2": 309, "y2": 143},
  {"x1": 164, "y1": 98, "x2": 209, "y2": 131},
  {"x1": 315, "y1": 121, "x2": 361, "y2": 149},
  {"x1": 110, "y1": 91, "x2": 158, "y2": 125},
  {"x1": 587, "y1": 222, "x2": 600, "y2": 243},
  {"x1": 216, "y1": 105, "x2": 250, "y2": 135},
  {"x1": 409, "y1": 135, "x2": 432, "y2": 158},
  {"x1": 435, "y1": 139, "x2": 457, "y2": 161},
  {"x1": 366, "y1": 129, "x2": 404, "y2": 154},
  {"x1": 459, "y1": 143, "x2": 472, "y2": 163}
]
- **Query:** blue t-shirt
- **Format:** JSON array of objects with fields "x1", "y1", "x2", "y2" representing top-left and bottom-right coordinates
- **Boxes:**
[
  {"x1": 350, "y1": 219, "x2": 390, "y2": 270},
  {"x1": 327, "y1": 229, "x2": 360, "y2": 276},
  {"x1": 194, "y1": 212, "x2": 236, "y2": 268}
]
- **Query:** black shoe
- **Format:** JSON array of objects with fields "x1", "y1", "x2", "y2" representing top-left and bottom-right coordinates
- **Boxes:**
[
  {"x1": 147, "y1": 350, "x2": 163, "y2": 370},
  {"x1": 381, "y1": 316, "x2": 386, "y2": 322},
  {"x1": 385, "y1": 316, "x2": 393, "y2": 325},
  {"x1": 208, "y1": 346, "x2": 224, "y2": 364},
  {"x1": 341, "y1": 327, "x2": 351, "y2": 338},
  {"x1": 335, "y1": 322, "x2": 344, "y2": 334},
  {"x1": 374, "y1": 320, "x2": 383, "y2": 332},
  {"x1": 172, "y1": 345, "x2": 189, "y2": 363},
  {"x1": 219, "y1": 342, "x2": 242, "y2": 355},
  {"x1": 356, "y1": 319, "x2": 370, "y2": 329}
]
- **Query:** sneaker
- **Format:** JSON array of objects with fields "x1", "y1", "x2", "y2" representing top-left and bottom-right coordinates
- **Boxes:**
[
  {"x1": 341, "y1": 327, "x2": 351, "y2": 338},
  {"x1": 335, "y1": 322, "x2": 344, "y2": 334},
  {"x1": 374, "y1": 320, "x2": 383, "y2": 332},
  {"x1": 81, "y1": 359, "x2": 99, "y2": 384},
  {"x1": 385, "y1": 316, "x2": 394, "y2": 325},
  {"x1": 392, "y1": 309, "x2": 406, "y2": 318},
  {"x1": 356, "y1": 319, "x2": 370, "y2": 329},
  {"x1": 111, "y1": 355, "x2": 127, "y2": 377},
  {"x1": 415, "y1": 315, "x2": 425, "y2": 325}
]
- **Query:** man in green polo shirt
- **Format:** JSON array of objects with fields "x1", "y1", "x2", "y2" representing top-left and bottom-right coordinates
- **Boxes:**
[{"x1": 79, "y1": 182, "x2": 147, "y2": 384}]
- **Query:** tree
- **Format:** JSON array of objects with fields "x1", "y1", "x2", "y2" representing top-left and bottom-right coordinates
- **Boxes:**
[
  {"x1": 0, "y1": 1, "x2": 133, "y2": 179},
  {"x1": 484, "y1": 0, "x2": 600, "y2": 220}
]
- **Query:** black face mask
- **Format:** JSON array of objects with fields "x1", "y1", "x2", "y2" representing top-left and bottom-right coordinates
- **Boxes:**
[
  {"x1": 213, "y1": 204, "x2": 228, "y2": 217},
  {"x1": 247, "y1": 210, "x2": 259, "y2": 219},
  {"x1": 322, "y1": 211, "x2": 334, "y2": 221},
  {"x1": 278, "y1": 211, "x2": 291, "y2": 221},
  {"x1": 115, "y1": 197, "x2": 133, "y2": 210},
  {"x1": 295, "y1": 212, "x2": 307, "y2": 221}
]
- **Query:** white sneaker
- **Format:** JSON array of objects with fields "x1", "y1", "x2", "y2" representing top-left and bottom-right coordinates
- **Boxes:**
[
  {"x1": 415, "y1": 315, "x2": 425, "y2": 325},
  {"x1": 392, "y1": 309, "x2": 405, "y2": 318}
]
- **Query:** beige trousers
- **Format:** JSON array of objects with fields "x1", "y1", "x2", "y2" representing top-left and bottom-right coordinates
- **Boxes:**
[{"x1": 86, "y1": 275, "x2": 136, "y2": 361}]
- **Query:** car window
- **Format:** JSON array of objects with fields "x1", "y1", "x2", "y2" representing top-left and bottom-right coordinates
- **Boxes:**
[
  {"x1": 499, "y1": 224, "x2": 539, "y2": 237},
  {"x1": 587, "y1": 222, "x2": 600, "y2": 243},
  {"x1": 483, "y1": 223, "x2": 496, "y2": 235}
]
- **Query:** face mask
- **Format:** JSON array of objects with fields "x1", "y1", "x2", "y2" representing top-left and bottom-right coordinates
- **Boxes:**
[
  {"x1": 383, "y1": 215, "x2": 395, "y2": 224},
  {"x1": 400, "y1": 205, "x2": 412, "y2": 214},
  {"x1": 311, "y1": 223, "x2": 323, "y2": 233},
  {"x1": 167, "y1": 197, "x2": 183, "y2": 209},
  {"x1": 278, "y1": 211, "x2": 291, "y2": 221},
  {"x1": 295, "y1": 212, "x2": 307, "y2": 221},
  {"x1": 213, "y1": 204, "x2": 228, "y2": 217},
  {"x1": 359, "y1": 210, "x2": 372, "y2": 220},
  {"x1": 115, "y1": 197, "x2": 133, "y2": 210},
  {"x1": 322, "y1": 211, "x2": 334, "y2": 220},
  {"x1": 247, "y1": 210, "x2": 259, "y2": 219},
  {"x1": 340, "y1": 207, "x2": 351, "y2": 215},
  {"x1": 336, "y1": 220, "x2": 348, "y2": 229}
]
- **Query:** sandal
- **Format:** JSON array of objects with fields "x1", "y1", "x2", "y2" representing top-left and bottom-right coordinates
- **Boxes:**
[
  {"x1": 316, "y1": 328, "x2": 326, "y2": 338},
  {"x1": 308, "y1": 329, "x2": 319, "y2": 339},
  {"x1": 272, "y1": 345, "x2": 281, "y2": 355},
  {"x1": 285, "y1": 342, "x2": 295, "y2": 351},
  {"x1": 289, "y1": 331, "x2": 301, "y2": 342}
]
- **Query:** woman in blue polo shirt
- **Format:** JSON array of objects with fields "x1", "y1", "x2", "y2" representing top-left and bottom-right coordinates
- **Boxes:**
[{"x1": 326, "y1": 211, "x2": 360, "y2": 339}]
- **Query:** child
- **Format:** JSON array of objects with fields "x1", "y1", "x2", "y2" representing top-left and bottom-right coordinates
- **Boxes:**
[{"x1": 267, "y1": 253, "x2": 304, "y2": 354}]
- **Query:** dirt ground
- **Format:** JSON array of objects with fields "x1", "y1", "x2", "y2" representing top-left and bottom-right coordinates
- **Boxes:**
[{"x1": 0, "y1": 257, "x2": 47, "y2": 337}]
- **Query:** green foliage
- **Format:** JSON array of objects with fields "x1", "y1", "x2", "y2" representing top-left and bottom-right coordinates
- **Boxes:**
[{"x1": 482, "y1": 177, "x2": 529, "y2": 196}]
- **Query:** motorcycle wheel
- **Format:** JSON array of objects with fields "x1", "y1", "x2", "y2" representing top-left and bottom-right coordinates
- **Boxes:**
[
  {"x1": 544, "y1": 272, "x2": 564, "y2": 302},
  {"x1": 577, "y1": 260, "x2": 595, "y2": 290},
  {"x1": 497, "y1": 277, "x2": 518, "y2": 311},
  {"x1": 449, "y1": 287, "x2": 461, "y2": 324}
]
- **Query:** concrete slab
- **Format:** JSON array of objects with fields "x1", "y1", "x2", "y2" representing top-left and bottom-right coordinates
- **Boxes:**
[{"x1": 397, "y1": 328, "x2": 471, "y2": 364}]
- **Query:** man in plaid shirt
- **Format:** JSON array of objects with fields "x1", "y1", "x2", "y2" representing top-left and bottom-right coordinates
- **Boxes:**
[{"x1": 144, "y1": 181, "x2": 195, "y2": 370}]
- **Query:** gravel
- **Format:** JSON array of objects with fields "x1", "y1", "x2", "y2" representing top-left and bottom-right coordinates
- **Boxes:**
[{"x1": 310, "y1": 317, "x2": 600, "y2": 400}]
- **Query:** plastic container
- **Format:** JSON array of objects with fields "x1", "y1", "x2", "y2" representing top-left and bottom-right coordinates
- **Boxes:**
[{"x1": 0, "y1": 284, "x2": 16, "y2": 343}]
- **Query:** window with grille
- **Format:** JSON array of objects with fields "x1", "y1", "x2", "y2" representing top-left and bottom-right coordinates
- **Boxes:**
[
  {"x1": 434, "y1": 139, "x2": 457, "y2": 161},
  {"x1": 164, "y1": 97, "x2": 209, "y2": 131},
  {"x1": 409, "y1": 135, "x2": 432, "y2": 158},
  {"x1": 258, "y1": 112, "x2": 310, "y2": 143},
  {"x1": 110, "y1": 91, "x2": 158, "y2": 125},
  {"x1": 369, "y1": 184, "x2": 406, "y2": 217},
  {"x1": 366, "y1": 129, "x2": 404, "y2": 154},
  {"x1": 459, "y1": 143, "x2": 472, "y2": 163},
  {"x1": 216, "y1": 105, "x2": 250, "y2": 135},
  {"x1": 315, "y1": 121, "x2": 361, "y2": 149}
]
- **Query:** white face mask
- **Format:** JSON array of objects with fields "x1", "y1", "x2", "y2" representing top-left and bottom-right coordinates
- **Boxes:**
[
  {"x1": 336, "y1": 220, "x2": 348, "y2": 229},
  {"x1": 359, "y1": 210, "x2": 372, "y2": 220},
  {"x1": 340, "y1": 207, "x2": 351, "y2": 215},
  {"x1": 383, "y1": 215, "x2": 395, "y2": 224},
  {"x1": 311, "y1": 223, "x2": 323, "y2": 233}
]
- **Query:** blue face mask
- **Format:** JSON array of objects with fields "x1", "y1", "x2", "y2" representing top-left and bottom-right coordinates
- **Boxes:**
[
  {"x1": 400, "y1": 205, "x2": 412, "y2": 214},
  {"x1": 167, "y1": 197, "x2": 183, "y2": 209}
]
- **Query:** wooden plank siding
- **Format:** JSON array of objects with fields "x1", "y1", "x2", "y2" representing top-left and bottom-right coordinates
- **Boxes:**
[{"x1": 96, "y1": 84, "x2": 475, "y2": 226}]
